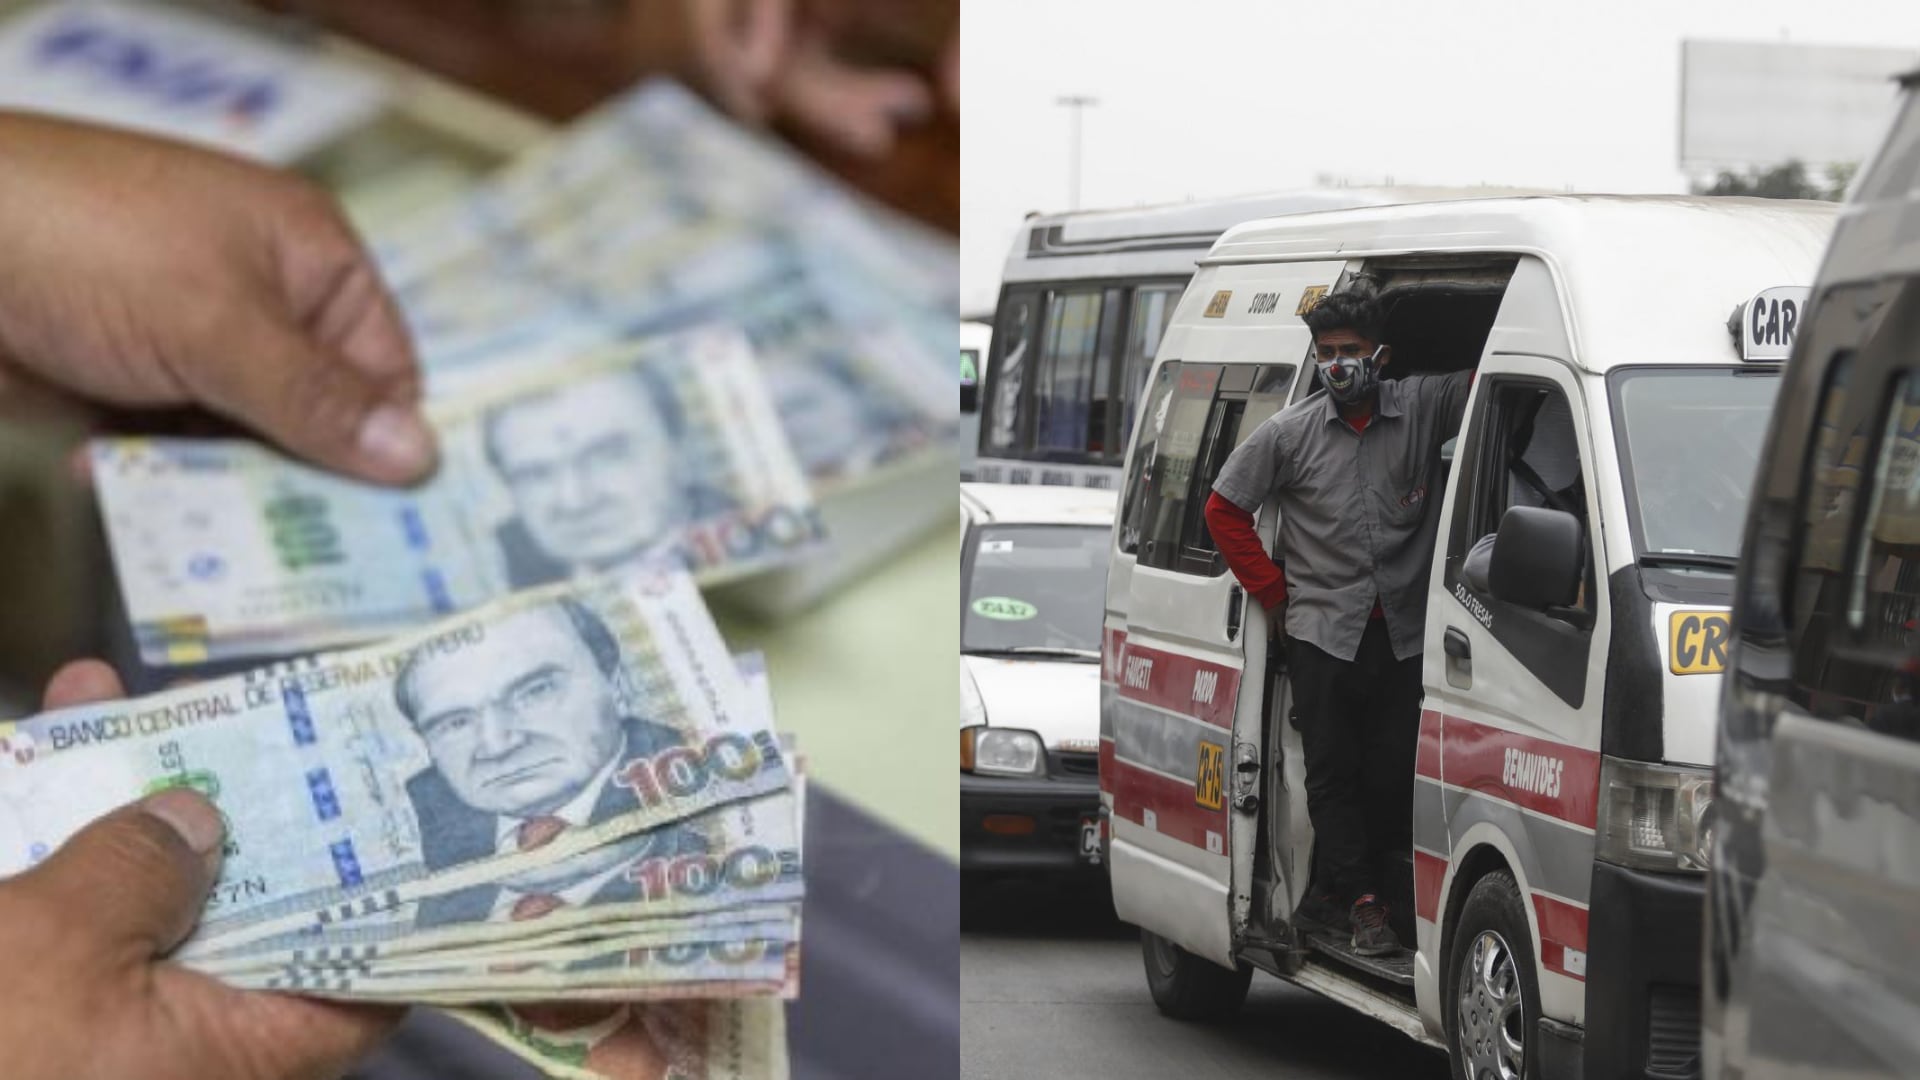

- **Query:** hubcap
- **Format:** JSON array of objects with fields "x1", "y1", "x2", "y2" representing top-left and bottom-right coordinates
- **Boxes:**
[{"x1": 1454, "y1": 929, "x2": 1525, "y2": 1080}]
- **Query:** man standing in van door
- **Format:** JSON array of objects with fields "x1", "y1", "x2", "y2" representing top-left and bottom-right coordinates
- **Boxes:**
[{"x1": 1204, "y1": 287, "x2": 1470, "y2": 956}]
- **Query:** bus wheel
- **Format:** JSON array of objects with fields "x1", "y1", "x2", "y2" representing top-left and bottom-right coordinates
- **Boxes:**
[
  {"x1": 1140, "y1": 928, "x2": 1251, "y2": 1021},
  {"x1": 1446, "y1": 872, "x2": 1541, "y2": 1080}
]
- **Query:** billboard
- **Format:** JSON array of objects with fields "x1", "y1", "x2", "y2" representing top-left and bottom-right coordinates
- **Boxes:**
[{"x1": 1680, "y1": 40, "x2": 1918, "y2": 172}]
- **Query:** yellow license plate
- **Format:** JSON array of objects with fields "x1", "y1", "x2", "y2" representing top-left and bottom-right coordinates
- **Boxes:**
[
  {"x1": 1669, "y1": 610, "x2": 1731, "y2": 675},
  {"x1": 1195, "y1": 741, "x2": 1225, "y2": 809}
]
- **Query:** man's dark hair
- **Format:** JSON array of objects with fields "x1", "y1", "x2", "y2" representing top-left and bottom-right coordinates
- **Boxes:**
[
  {"x1": 1303, "y1": 287, "x2": 1387, "y2": 343},
  {"x1": 393, "y1": 598, "x2": 624, "y2": 725}
]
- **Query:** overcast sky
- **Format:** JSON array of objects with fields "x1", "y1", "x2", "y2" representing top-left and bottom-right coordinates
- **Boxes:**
[{"x1": 960, "y1": 0, "x2": 1920, "y2": 313}]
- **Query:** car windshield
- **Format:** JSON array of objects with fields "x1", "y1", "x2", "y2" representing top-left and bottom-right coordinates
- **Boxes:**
[
  {"x1": 962, "y1": 524, "x2": 1109, "y2": 655},
  {"x1": 1610, "y1": 366, "x2": 1782, "y2": 564}
]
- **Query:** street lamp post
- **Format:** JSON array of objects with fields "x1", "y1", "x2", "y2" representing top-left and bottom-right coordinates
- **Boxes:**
[{"x1": 1056, "y1": 94, "x2": 1099, "y2": 210}]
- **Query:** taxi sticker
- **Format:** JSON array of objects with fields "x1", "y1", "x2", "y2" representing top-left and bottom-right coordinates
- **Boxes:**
[
  {"x1": 1203, "y1": 289, "x2": 1232, "y2": 318},
  {"x1": 979, "y1": 539, "x2": 1014, "y2": 554},
  {"x1": 1195, "y1": 741, "x2": 1225, "y2": 810},
  {"x1": 1669, "y1": 610, "x2": 1731, "y2": 675},
  {"x1": 971, "y1": 596, "x2": 1037, "y2": 621},
  {"x1": 1297, "y1": 285, "x2": 1330, "y2": 316}
]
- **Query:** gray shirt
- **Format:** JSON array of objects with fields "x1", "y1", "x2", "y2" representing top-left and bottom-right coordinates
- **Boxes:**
[{"x1": 1212, "y1": 371, "x2": 1472, "y2": 662}]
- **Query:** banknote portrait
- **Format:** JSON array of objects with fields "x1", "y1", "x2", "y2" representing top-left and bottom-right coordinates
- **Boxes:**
[
  {"x1": 393, "y1": 598, "x2": 703, "y2": 926},
  {"x1": 481, "y1": 368, "x2": 689, "y2": 588}
]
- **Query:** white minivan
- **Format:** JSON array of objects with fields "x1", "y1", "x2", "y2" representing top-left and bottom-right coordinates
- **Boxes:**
[{"x1": 1098, "y1": 195, "x2": 1833, "y2": 1079}]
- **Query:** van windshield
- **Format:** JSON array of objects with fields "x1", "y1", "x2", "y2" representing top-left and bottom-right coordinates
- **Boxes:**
[
  {"x1": 1610, "y1": 366, "x2": 1782, "y2": 565},
  {"x1": 963, "y1": 524, "x2": 1109, "y2": 657}
]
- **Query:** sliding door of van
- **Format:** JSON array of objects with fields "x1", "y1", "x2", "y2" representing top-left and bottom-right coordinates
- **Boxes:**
[{"x1": 1108, "y1": 361, "x2": 1290, "y2": 965}]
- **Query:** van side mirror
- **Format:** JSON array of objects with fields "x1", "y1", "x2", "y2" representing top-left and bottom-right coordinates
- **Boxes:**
[{"x1": 1490, "y1": 506, "x2": 1582, "y2": 611}]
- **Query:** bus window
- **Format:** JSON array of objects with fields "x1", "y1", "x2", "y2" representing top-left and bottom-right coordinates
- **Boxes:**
[
  {"x1": 1035, "y1": 290, "x2": 1104, "y2": 456},
  {"x1": 985, "y1": 291, "x2": 1040, "y2": 452},
  {"x1": 1119, "y1": 285, "x2": 1184, "y2": 452}
]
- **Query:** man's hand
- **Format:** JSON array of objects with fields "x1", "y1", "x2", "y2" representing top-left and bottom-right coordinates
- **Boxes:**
[
  {"x1": 0, "y1": 660, "x2": 400, "y2": 1080},
  {"x1": 0, "y1": 113, "x2": 434, "y2": 485}
]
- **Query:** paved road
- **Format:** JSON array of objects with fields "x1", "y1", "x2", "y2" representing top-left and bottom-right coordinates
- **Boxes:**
[{"x1": 962, "y1": 877, "x2": 1450, "y2": 1080}]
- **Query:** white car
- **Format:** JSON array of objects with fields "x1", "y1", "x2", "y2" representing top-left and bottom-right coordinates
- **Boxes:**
[{"x1": 960, "y1": 482, "x2": 1115, "y2": 876}]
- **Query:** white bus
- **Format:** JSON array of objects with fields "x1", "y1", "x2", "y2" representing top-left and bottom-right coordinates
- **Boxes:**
[{"x1": 970, "y1": 189, "x2": 1532, "y2": 490}]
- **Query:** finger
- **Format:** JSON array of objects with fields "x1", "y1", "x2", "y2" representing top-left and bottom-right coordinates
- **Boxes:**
[
  {"x1": 41, "y1": 659, "x2": 126, "y2": 709},
  {"x1": 280, "y1": 203, "x2": 422, "y2": 391},
  {"x1": 16, "y1": 788, "x2": 223, "y2": 958},
  {"x1": 235, "y1": 994, "x2": 405, "y2": 1079},
  {"x1": 179, "y1": 311, "x2": 436, "y2": 486},
  {"x1": 774, "y1": 41, "x2": 932, "y2": 159}
]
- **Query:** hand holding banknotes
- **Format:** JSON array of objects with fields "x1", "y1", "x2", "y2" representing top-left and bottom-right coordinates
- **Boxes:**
[
  {"x1": 0, "y1": 660, "x2": 397, "y2": 1080},
  {"x1": 0, "y1": 112, "x2": 435, "y2": 485}
]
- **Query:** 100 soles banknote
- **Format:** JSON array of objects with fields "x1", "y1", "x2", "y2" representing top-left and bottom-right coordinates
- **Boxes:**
[
  {"x1": 0, "y1": 567, "x2": 791, "y2": 956},
  {"x1": 94, "y1": 325, "x2": 821, "y2": 666}
]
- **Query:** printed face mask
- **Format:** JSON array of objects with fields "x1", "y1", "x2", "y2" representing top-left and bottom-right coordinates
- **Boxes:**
[{"x1": 1316, "y1": 345, "x2": 1384, "y2": 405}]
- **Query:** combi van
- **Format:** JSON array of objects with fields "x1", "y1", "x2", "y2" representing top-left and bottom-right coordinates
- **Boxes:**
[
  {"x1": 1098, "y1": 195, "x2": 1835, "y2": 1078},
  {"x1": 1705, "y1": 69, "x2": 1920, "y2": 1078}
]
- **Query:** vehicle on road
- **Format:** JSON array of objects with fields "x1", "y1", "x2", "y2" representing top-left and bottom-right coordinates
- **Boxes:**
[
  {"x1": 971, "y1": 188, "x2": 1537, "y2": 491},
  {"x1": 961, "y1": 481, "x2": 1115, "y2": 877},
  {"x1": 1098, "y1": 195, "x2": 1833, "y2": 1078},
  {"x1": 962, "y1": 318, "x2": 992, "y2": 474},
  {"x1": 1705, "y1": 68, "x2": 1920, "y2": 1079}
]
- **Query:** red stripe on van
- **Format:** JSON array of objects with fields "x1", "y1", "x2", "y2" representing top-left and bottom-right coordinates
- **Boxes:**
[
  {"x1": 1414, "y1": 849, "x2": 1447, "y2": 924},
  {"x1": 1108, "y1": 756, "x2": 1229, "y2": 854},
  {"x1": 1114, "y1": 640, "x2": 1239, "y2": 728},
  {"x1": 1416, "y1": 709, "x2": 1443, "y2": 781},
  {"x1": 1532, "y1": 893, "x2": 1589, "y2": 981},
  {"x1": 1441, "y1": 713, "x2": 1601, "y2": 828}
]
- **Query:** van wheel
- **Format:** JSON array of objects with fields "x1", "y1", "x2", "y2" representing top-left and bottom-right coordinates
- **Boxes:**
[
  {"x1": 1140, "y1": 929, "x2": 1252, "y2": 1021},
  {"x1": 1446, "y1": 872, "x2": 1541, "y2": 1080}
]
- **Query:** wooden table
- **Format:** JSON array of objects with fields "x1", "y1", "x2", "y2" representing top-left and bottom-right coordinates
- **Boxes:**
[{"x1": 249, "y1": 0, "x2": 958, "y2": 233}]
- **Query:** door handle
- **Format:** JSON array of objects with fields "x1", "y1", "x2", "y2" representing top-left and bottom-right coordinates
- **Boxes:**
[
  {"x1": 1444, "y1": 626, "x2": 1472, "y2": 660},
  {"x1": 1226, "y1": 586, "x2": 1245, "y2": 640}
]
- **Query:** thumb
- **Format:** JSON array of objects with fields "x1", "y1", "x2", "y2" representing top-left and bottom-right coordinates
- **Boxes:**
[
  {"x1": 181, "y1": 312, "x2": 437, "y2": 486},
  {"x1": 18, "y1": 788, "x2": 224, "y2": 959}
]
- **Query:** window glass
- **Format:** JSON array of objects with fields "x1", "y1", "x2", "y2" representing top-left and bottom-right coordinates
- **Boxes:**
[
  {"x1": 1180, "y1": 399, "x2": 1247, "y2": 567},
  {"x1": 1458, "y1": 380, "x2": 1593, "y2": 607},
  {"x1": 1120, "y1": 286, "x2": 1183, "y2": 450},
  {"x1": 1119, "y1": 362, "x2": 1180, "y2": 555},
  {"x1": 963, "y1": 525, "x2": 1110, "y2": 655},
  {"x1": 1857, "y1": 93, "x2": 1920, "y2": 202},
  {"x1": 1034, "y1": 291, "x2": 1104, "y2": 454},
  {"x1": 960, "y1": 347, "x2": 981, "y2": 414},
  {"x1": 1139, "y1": 367, "x2": 1220, "y2": 570},
  {"x1": 1183, "y1": 371, "x2": 1292, "y2": 563},
  {"x1": 1793, "y1": 371, "x2": 1920, "y2": 738},
  {"x1": 985, "y1": 294, "x2": 1039, "y2": 451},
  {"x1": 1611, "y1": 368, "x2": 1782, "y2": 560}
]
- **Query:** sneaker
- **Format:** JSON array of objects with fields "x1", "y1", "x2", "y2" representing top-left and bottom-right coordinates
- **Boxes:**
[{"x1": 1350, "y1": 894, "x2": 1400, "y2": 956}]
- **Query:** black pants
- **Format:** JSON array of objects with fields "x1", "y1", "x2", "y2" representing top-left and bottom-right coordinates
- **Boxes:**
[{"x1": 1288, "y1": 618, "x2": 1421, "y2": 909}]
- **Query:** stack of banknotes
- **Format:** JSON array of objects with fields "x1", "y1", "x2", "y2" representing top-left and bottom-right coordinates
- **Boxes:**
[
  {"x1": 0, "y1": 568, "x2": 799, "y2": 1078},
  {"x1": 96, "y1": 79, "x2": 957, "y2": 670}
]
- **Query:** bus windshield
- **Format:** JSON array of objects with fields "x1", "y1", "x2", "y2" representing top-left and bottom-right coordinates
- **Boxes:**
[
  {"x1": 1609, "y1": 366, "x2": 1782, "y2": 566},
  {"x1": 962, "y1": 524, "x2": 1110, "y2": 657}
]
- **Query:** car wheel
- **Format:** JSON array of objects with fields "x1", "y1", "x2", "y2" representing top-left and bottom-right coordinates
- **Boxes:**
[
  {"x1": 1446, "y1": 871, "x2": 1541, "y2": 1080},
  {"x1": 1140, "y1": 928, "x2": 1252, "y2": 1021}
]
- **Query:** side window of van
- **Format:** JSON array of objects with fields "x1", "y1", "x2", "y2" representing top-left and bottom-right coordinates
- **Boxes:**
[
  {"x1": 1447, "y1": 377, "x2": 1594, "y2": 706},
  {"x1": 1119, "y1": 361, "x2": 1181, "y2": 555},
  {"x1": 1793, "y1": 370, "x2": 1920, "y2": 738},
  {"x1": 1138, "y1": 365, "x2": 1293, "y2": 576}
]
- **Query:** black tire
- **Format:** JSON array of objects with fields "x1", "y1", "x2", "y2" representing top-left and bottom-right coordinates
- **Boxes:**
[
  {"x1": 1445, "y1": 871, "x2": 1543, "y2": 1080},
  {"x1": 1140, "y1": 928, "x2": 1252, "y2": 1021}
]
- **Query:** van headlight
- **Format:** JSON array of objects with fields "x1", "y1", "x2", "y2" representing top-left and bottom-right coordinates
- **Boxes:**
[
  {"x1": 962, "y1": 726, "x2": 1045, "y2": 778},
  {"x1": 1597, "y1": 756, "x2": 1715, "y2": 873}
]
